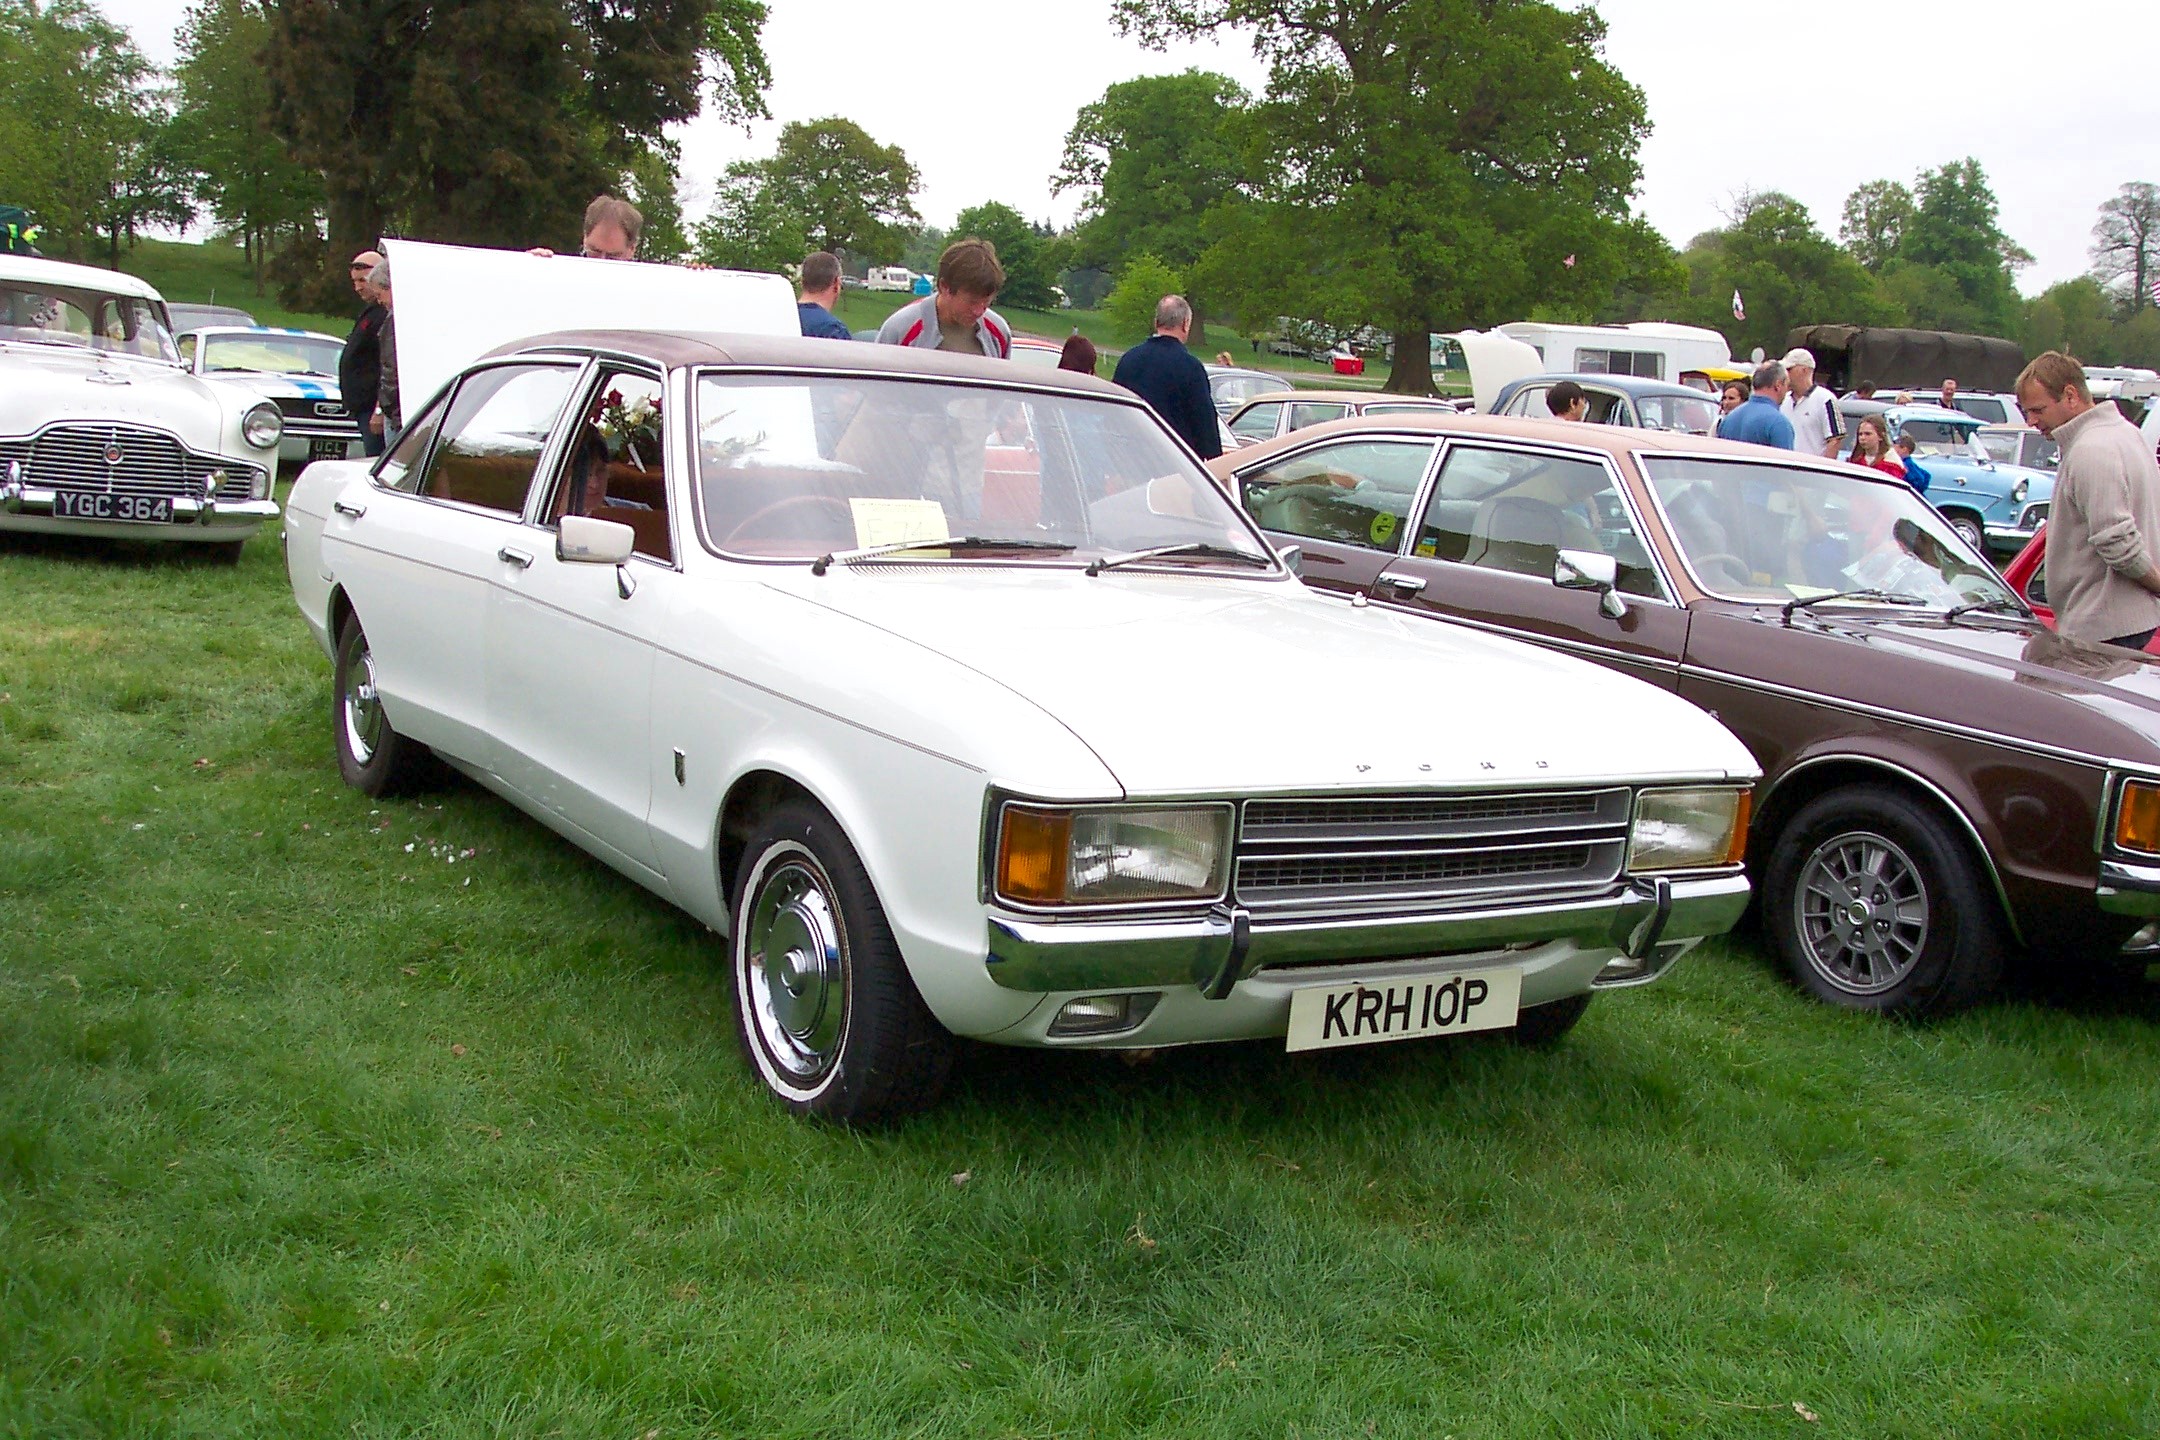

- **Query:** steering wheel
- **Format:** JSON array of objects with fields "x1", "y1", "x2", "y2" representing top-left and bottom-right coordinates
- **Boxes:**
[
  {"x1": 1690, "y1": 550, "x2": 1752, "y2": 586},
  {"x1": 720, "y1": 494, "x2": 855, "y2": 547}
]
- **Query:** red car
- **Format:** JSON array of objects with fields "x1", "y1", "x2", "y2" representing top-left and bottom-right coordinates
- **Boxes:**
[{"x1": 1999, "y1": 522, "x2": 2160, "y2": 655}]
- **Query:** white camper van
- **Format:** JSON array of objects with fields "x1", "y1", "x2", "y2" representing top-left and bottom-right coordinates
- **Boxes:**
[
  {"x1": 866, "y1": 266, "x2": 915, "y2": 292},
  {"x1": 1494, "y1": 322, "x2": 1731, "y2": 384}
]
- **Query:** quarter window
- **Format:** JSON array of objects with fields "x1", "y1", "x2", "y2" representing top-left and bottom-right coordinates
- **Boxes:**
[
  {"x1": 1237, "y1": 439, "x2": 1434, "y2": 553},
  {"x1": 1413, "y1": 445, "x2": 1661, "y2": 596},
  {"x1": 398, "y1": 364, "x2": 579, "y2": 514}
]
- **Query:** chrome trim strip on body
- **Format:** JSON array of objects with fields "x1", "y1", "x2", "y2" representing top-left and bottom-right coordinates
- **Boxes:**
[{"x1": 982, "y1": 872, "x2": 1750, "y2": 993}]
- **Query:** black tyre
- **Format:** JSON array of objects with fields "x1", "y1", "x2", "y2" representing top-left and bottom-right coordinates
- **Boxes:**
[
  {"x1": 1763, "y1": 785, "x2": 2007, "y2": 1015},
  {"x1": 332, "y1": 613, "x2": 429, "y2": 797},
  {"x1": 1510, "y1": 992, "x2": 1592, "y2": 1047},
  {"x1": 730, "y1": 801, "x2": 955, "y2": 1121},
  {"x1": 1942, "y1": 511, "x2": 1987, "y2": 554},
  {"x1": 207, "y1": 540, "x2": 246, "y2": 565}
]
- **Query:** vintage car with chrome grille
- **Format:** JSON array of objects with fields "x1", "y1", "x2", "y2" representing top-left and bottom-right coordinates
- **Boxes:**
[
  {"x1": 0, "y1": 254, "x2": 282, "y2": 558},
  {"x1": 1212, "y1": 411, "x2": 2160, "y2": 1017},
  {"x1": 281, "y1": 241, "x2": 1758, "y2": 1121},
  {"x1": 176, "y1": 325, "x2": 362, "y2": 467},
  {"x1": 1836, "y1": 399, "x2": 2053, "y2": 554}
]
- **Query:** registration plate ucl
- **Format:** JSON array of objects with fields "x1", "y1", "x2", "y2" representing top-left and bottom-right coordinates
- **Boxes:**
[
  {"x1": 52, "y1": 491, "x2": 172, "y2": 523},
  {"x1": 309, "y1": 438, "x2": 350, "y2": 462},
  {"x1": 1285, "y1": 967, "x2": 1522, "y2": 1052}
]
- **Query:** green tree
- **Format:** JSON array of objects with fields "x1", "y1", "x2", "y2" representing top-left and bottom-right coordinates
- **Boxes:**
[
  {"x1": 623, "y1": 141, "x2": 689, "y2": 264},
  {"x1": 1117, "y1": 0, "x2": 1660, "y2": 394},
  {"x1": 2090, "y1": 181, "x2": 2160, "y2": 312},
  {"x1": 1102, "y1": 251, "x2": 1183, "y2": 342},
  {"x1": 720, "y1": 117, "x2": 921, "y2": 263},
  {"x1": 2019, "y1": 277, "x2": 2117, "y2": 364},
  {"x1": 900, "y1": 224, "x2": 947, "y2": 275},
  {"x1": 265, "y1": 0, "x2": 771, "y2": 311},
  {"x1": 692, "y1": 161, "x2": 809, "y2": 273},
  {"x1": 171, "y1": 0, "x2": 322, "y2": 292},
  {"x1": 950, "y1": 200, "x2": 1057, "y2": 309},
  {"x1": 1055, "y1": 69, "x2": 1247, "y2": 340},
  {"x1": 1670, "y1": 190, "x2": 1897, "y2": 357},
  {"x1": 1839, "y1": 179, "x2": 1913, "y2": 273},
  {"x1": 0, "y1": 0, "x2": 168, "y2": 262},
  {"x1": 1894, "y1": 158, "x2": 2024, "y2": 333}
]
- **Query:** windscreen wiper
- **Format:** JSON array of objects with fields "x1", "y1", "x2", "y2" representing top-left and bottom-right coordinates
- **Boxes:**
[
  {"x1": 1779, "y1": 588, "x2": 1930, "y2": 622},
  {"x1": 1085, "y1": 541, "x2": 1274, "y2": 576},
  {"x1": 811, "y1": 536, "x2": 1074, "y2": 575},
  {"x1": 1943, "y1": 596, "x2": 2028, "y2": 624}
]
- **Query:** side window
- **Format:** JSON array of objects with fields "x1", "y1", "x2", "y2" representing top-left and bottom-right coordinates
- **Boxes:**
[
  {"x1": 545, "y1": 370, "x2": 673, "y2": 562},
  {"x1": 2024, "y1": 559, "x2": 2047, "y2": 607},
  {"x1": 176, "y1": 334, "x2": 197, "y2": 367},
  {"x1": 1237, "y1": 439, "x2": 1434, "y2": 552},
  {"x1": 1506, "y1": 387, "x2": 1548, "y2": 418},
  {"x1": 1287, "y1": 402, "x2": 1350, "y2": 431},
  {"x1": 1584, "y1": 391, "x2": 1624, "y2": 425},
  {"x1": 376, "y1": 397, "x2": 446, "y2": 493},
  {"x1": 1229, "y1": 402, "x2": 1282, "y2": 443},
  {"x1": 406, "y1": 364, "x2": 579, "y2": 514},
  {"x1": 1413, "y1": 446, "x2": 1660, "y2": 596}
]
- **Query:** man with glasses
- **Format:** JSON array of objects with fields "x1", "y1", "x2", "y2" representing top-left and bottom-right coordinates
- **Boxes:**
[
  {"x1": 527, "y1": 195, "x2": 644, "y2": 261},
  {"x1": 339, "y1": 249, "x2": 389, "y2": 456}
]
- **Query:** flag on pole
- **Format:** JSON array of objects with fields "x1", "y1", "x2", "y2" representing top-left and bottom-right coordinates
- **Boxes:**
[{"x1": 1731, "y1": 289, "x2": 1746, "y2": 322}]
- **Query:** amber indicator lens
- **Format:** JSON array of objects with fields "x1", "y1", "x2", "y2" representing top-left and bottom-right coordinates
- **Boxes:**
[
  {"x1": 997, "y1": 807, "x2": 1072, "y2": 903},
  {"x1": 1723, "y1": 789, "x2": 1753, "y2": 866},
  {"x1": 2116, "y1": 781, "x2": 2160, "y2": 856}
]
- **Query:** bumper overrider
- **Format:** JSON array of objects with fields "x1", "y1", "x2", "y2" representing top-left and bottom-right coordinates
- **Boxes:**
[{"x1": 985, "y1": 872, "x2": 1752, "y2": 995}]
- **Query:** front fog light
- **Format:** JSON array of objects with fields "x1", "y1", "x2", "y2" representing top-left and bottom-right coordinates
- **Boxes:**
[
  {"x1": 251, "y1": 469, "x2": 269, "y2": 500},
  {"x1": 995, "y1": 803, "x2": 1230, "y2": 906},
  {"x1": 1047, "y1": 992, "x2": 1161, "y2": 1038},
  {"x1": 242, "y1": 402, "x2": 282, "y2": 449},
  {"x1": 1628, "y1": 787, "x2": 1750, "y2": 872}
]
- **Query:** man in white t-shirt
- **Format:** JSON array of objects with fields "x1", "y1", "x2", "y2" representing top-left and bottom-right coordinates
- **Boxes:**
[{"x1": 1779, "y1": 346, "x2": 1844, "y2": 458}]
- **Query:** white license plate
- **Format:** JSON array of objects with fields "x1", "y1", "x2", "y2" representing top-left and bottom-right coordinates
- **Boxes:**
[{"x1": 1285, "y1": 967, "x2": 1522, "y2": 1052}]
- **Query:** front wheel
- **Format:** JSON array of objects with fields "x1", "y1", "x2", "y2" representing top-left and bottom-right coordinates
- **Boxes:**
[
  {"x1": 332, "y1": 613, "x2": 428, "y2": 796},
  {"x1": 1762, "y1": 785, "x2": 2007, "y2": 1015},
  {"x1": 730, "y1": 801, "x2": 954, "y2": 1121},
  {"x1": 1943, "y1": 511, "x2": 1987, "y2": 553}
]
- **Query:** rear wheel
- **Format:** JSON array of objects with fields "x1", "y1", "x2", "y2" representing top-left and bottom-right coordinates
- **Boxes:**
[
  {"x1": 332, "y1": 613, "x2": 428, "y2": 796},
  {"x1": 730, "y1": 801, "x2": 954, "y2": 1121},
  {"x1": 1763, "y1": 785, "x2": 2006, "y2": 1015}
]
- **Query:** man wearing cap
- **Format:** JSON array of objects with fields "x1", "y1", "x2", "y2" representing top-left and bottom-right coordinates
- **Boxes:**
[
  {"x1": 1779, "y1": 347, "x2": 1843, "y2": 458},
  {"x1": 338, "y1": 249, "x2": 389, "y2": 457}
]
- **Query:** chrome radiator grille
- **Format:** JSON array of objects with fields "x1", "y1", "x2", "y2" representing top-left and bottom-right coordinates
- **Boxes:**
[
  {"x1": 0, "y1": 426, "x2": 259, "y2": 500},
  {"x1": 1235, "y1": 788, "x2": 1632, "y2": 912}
]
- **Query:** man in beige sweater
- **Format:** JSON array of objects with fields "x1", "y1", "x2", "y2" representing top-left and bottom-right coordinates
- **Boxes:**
[{"x1": 2021, "y1": 351, "x2": 2160, "y2": 649}]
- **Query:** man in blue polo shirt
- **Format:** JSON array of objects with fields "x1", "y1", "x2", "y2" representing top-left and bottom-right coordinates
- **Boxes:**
[
  {"x1": 1717, "y1": 360, "x2": 1796, "y2": 450},
  {"x1": 795, "y1": 251, "x2": 852, "y2": 341}
]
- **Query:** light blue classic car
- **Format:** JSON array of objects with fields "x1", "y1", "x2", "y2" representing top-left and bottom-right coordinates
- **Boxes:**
[{"x1": 1838, "y1": 400, "x2": 2052, "y2": 554}]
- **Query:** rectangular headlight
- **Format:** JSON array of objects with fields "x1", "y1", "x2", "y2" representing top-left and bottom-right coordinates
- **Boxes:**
[
  {"x1": 995, "y1": 803, "x2": 1231, "y2": 907},
  {"x1": 2116, "y1": 779, "x2": 2160, "y2": 856},
  {"x1": 1628, "y1": 787, "x2": 1750, "y2": 872}
]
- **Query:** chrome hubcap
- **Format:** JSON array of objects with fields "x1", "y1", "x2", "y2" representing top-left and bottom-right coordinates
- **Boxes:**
[
  {"x1": 744, "y1": 852, "x2": 847, "y2": 1080},
  {"x1": 1795, "y1": 830, "x2": 1929, "y2": 995},
  {"x1": 342, "y1": 640, "x2": 383, "y2": 765}
]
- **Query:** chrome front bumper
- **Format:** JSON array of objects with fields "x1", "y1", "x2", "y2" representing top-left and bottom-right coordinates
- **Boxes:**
[
  {"x1": 2096, "y1": 859, "x2": 2160, "y2": 917},
  {"x1": 984, "y1": 872, "x2": 1751, "y2": 994},
  {"x1": 1983, "y1": 521, "x2": 2039, "y2": 548},
  {"x1": 0, "y1": 480, "x2": 278, "y2": 526}
]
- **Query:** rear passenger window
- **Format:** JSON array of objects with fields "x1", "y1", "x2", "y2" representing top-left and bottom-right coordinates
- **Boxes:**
[
  {"x1": 1415, "y1": 445, "x2": 1660, "y2": 596},
  {"x1": 1287, "y1": 402, "x2": 1350, "y2": 431},
  {"x1": 1236, "y1": 439, "x2": 1434, "y2": 552},
  {"x1": 406, "y1": 364, "x2": 579, "y2": 515},
  {"x1": 1229, "y1": 402, "x2": 1283, "y2": 443}
]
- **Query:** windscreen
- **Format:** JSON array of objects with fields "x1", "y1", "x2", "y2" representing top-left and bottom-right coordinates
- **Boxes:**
[
  {"x1": 1644, "y1": 455, "x2": 2017, "y2": 609},
  {"x1": 200, "y1": 332, "x2": 341, "y2": 376},
  {"x1": 1896, "y1": 418, "x2": 1982, "y2": 457},
  {"x1": 0, "y1": 282, "x2": 176, "y2": 361},
  {"x1": 694, "y1": 374, "x2": 1275, "y2": 569}
]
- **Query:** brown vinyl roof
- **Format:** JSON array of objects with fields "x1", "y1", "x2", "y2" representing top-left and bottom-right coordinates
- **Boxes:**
[{"x1": 1215, "y1": 408, "x2": 1869, "y2": 473}]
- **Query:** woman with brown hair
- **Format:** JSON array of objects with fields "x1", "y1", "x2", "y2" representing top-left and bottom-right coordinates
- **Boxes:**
[
  {"x1": 1847, "y1": 414, "x2": 1906, "y2": 480},
  {"x1": 1057, "y1": 334, "x2": 1098, "y2": 375}
]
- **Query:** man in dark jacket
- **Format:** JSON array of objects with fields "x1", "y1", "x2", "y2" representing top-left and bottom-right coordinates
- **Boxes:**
[
  {"x1": 1110, "y1": 295, "x2": 1221, "y2": 459},
  {"x1": 339, "y1": 249, "x2": 388, "y2": 456}
]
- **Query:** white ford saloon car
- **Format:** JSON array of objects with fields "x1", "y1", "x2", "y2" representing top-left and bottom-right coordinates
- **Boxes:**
[
  {"x1": 0, "y1": 254, "x2": 283, "y2": 557},
  {"x1": 282, "y1": 247, "x2": 1759, "y2": 1120}
]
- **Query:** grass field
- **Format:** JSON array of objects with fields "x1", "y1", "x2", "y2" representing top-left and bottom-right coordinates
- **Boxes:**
[{"x1": 4, "y1": 525, "x2": 2160, "y2": 1436}]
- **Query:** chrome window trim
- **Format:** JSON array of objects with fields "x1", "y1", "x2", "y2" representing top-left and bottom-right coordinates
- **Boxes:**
[
  {"x1": 1228, "y1": 429, "x2": 1446, "y2": 559},
  {"x1": 516, "y1": 357, "x2": 682, "y2": 574},
  {"x1": 1759, "y1": 751, "x2": 2023, "y2": 944},
  {"x1": 685, "y1": 365, "x2": 1282, "y2": 573},
  {"x1": 1404, "y1": 435, "x2": 1679, "y2": 607},
  {"x1": 369, "y1": 356, "x2": 591, "y2": 519}
]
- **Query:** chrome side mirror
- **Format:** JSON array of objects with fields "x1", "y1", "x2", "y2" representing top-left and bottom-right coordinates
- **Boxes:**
[
  {"x1": 1555, "y1": 548, "x2": 1627, "y2": 619},
  {"x1": 1274, "y1": 542, "x2": 1304, "y2": 576}
]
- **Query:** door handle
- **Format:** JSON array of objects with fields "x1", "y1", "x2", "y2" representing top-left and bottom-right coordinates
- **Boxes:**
[
  {"x1": 497, "y1": 546, "x2": 533, "y2": 569},
  {"x1": 1378, "y1": 572, "x2": 1427, "y2": 595},
  {"x1": 332, "y1": 498, "x2": 367, "y2": 518}
]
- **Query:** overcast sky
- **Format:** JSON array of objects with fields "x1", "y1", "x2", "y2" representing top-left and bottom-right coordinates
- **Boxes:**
[{"x1": 103, "y1": 0, "x2": 2155, "y2": 296}]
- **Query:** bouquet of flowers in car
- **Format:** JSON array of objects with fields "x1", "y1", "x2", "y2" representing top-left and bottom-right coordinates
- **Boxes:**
[{"x1": 592, "y1": 388, "x2": 662, "y2": 470}]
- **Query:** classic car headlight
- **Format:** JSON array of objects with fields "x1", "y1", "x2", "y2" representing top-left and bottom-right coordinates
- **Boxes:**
[
  {"x1": 2114, "y1": 780, "x2": 2160, "y2": 856},
  {"x1": 242, "y1": 402, "x2": 283, "y2": 449},
  {"x1": 2011, "y1": 478, "x2": 2030, "y2": 505},
  {"x1": 1628, "y1": 787, "x2": 1750, "y2": 872},
  {"x1": 995, "y1": 803, "x2": 1232, "y2": 907}
]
